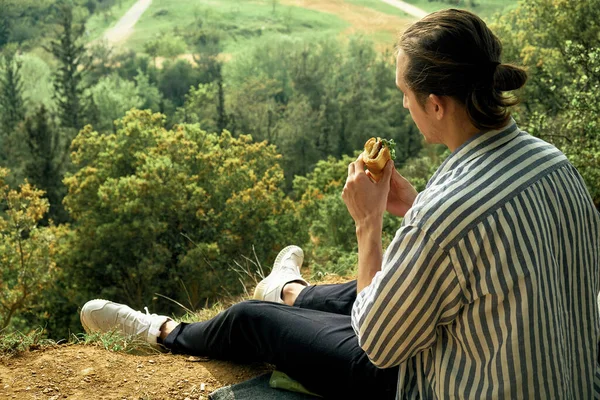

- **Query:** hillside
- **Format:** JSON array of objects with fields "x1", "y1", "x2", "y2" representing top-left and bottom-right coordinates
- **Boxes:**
[
  {"x1": 0, "y1": 1, "x2": 553, "y2": 399},
  {"x1": 1, "y1": 275, "x2": 353, "y2": 399},
  {"x1": 88, "y1": 0, "x2": 517, "y2": 56},
  {"x1": 0, "y1": 345, "x2": 269, "y2": 399}
]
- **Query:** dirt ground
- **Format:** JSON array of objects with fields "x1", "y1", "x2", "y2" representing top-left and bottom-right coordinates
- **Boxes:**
[
  {"x1": 0, "y1": 276, "x2": 352, "y2": 400},
  {"x1": 0, "y1": 344, "x2": 270, "y2": 400}
]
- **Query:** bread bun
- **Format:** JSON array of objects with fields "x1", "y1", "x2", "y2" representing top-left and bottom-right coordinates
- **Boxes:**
[{"x1": 362, "y1": 137, "x2": 391, "y2": 182}]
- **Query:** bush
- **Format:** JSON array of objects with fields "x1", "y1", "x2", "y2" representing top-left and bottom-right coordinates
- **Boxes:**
[
  {"x1": 60, "y1": 109, "x2": 304, "y2": 320},
  {"x1": 0, "y1": 169, "x2": 57, "y2": 331}
]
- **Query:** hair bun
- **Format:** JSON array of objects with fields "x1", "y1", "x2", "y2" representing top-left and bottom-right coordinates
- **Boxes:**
[{"x1": 493, "y1": 64, "x2": 528, "y2": 92}]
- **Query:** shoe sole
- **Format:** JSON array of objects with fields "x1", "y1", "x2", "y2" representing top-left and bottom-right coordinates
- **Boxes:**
[
  {"x1": 253, "y1": 246, "x2": 303, "y2": 300},
  {"x1": 253, "y1": 278, "x2": 269, "y2": 300},
  {"x1": 272, "y1": 245, "x2": 303, "y2": 272},
  {"x1": 81, "y1": 317, "x2": 91, "y2": 333}
]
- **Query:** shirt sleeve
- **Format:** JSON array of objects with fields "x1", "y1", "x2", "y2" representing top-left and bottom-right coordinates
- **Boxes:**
[{"x1": 351, "y1": 224, "x2": 466, "y2": 368}]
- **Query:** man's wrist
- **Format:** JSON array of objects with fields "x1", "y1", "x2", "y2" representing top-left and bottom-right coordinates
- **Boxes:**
[{"x1": 355, "y1": 219, "x2": 383, "y2": 239}]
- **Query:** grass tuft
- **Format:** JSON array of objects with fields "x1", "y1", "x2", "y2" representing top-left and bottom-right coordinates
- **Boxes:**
[
  {"x1": 71, "y1": 329, "x2": 162, "y2": 355},
  {"x1": 0, "y1": 328, "x2": 58, "y2": 358},
  {"x1": 229, "y1": 245, "x2": 268, "y2": 299}
]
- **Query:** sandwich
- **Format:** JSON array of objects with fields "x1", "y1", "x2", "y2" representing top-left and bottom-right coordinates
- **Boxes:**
[{"x1": 362, "y1": 137, "x2": 396, "y2": 182}]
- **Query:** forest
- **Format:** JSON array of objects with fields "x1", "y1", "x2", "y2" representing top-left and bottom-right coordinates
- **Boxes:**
[{"x1": 0, "y1": 0, "x2": 598, "y2": 341}]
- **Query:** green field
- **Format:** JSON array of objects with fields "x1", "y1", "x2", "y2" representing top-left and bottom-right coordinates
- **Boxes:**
[
  {"x1": 401, "y1": 0, "x2": 518, "y2": 19},
  {"x1": 345, "y1": 0, "x2": 416, "y2": 17},
  {"x1": 88, "y1": 0, "x2": 519, "y2": 57},
  {"x1": 125, "y1": 0, "x2": 352, "y2": 54}
]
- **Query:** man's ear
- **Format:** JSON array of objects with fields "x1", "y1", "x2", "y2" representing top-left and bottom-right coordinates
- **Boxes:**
[{"x1": 428, "y1": 94, "x2": 445, "y2": 120}]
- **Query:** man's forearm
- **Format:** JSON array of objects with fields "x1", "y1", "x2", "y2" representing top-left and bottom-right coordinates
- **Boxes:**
[{"x1": 356, "y1": 222, "x2": 383, "y2": 293}]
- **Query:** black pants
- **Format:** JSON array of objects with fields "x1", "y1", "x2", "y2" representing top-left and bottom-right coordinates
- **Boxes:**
[{"x1": 163, "y1": 281, "x2": 399, "y2": 399}]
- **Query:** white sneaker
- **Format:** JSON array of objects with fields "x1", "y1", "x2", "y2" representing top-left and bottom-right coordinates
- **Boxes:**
[
  {"x1": 80, "y1": 299, "x2": 171, "y2": 347},
  {"x1": 253, "y1": 245, "x2": 308, "y2": 303}
]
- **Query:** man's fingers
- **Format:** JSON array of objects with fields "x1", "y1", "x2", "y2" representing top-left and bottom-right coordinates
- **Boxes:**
[
  {"x1": 348, "y1": 162, "x2": 355, "y2": 176},
  {"x1": 355, "y1": 155, "x2": 365, "y2": 173},
  {"x1": 382, "y1": 159, "x2": 394, "y2": 183}
]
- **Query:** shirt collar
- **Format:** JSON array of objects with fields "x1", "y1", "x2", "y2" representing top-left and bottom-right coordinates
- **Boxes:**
[{"x1": 427, "y1": 118, "x2": 520, "y2": 188}]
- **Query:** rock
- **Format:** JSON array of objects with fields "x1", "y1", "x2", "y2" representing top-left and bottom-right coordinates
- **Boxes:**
[{"x1": 80, "y1": 367, "x2": 94, "y2": 376}]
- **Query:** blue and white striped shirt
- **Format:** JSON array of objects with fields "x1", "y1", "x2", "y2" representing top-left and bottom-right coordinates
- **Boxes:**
[{"x1": 352, "y1": 119, "x2": 600, "y2": 399}]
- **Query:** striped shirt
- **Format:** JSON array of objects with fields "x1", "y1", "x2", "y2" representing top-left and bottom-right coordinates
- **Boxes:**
[{"x1": 351, "y1": 119, "x2": 600, "y2": 399}]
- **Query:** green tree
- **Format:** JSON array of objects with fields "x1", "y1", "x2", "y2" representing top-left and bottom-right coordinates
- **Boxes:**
[
  {"x1": 225, "y1": 36, "x2": 419, "y2": 186},
  {"x1": 187, "y1": 26, "x2": 227, "y2": 131},
  {"x1": 492, "y1": 0, "x2": 600, "y2": 206},
  {"x1": 227, "y1": 77, "x2": 283, "y2": 142},
  {"x1": 18, "y1": 53, "x2": 55, "y2": 113},
  {"x1": 24, "y1": 105, "x2": 68, "y2": 223},
  {"x1": 88, "y1": 73, "x2": 143, "y2": 132},
  {"x1": 174, "y1": 82, "x2": 219, "y2": 132},
  {"x1": 62, "y1": 110, "x2": 303, "y2": 316},
  {"x1": 134, "y1": 69, "x2": 162, "y2": 112},
  {"x1": 291, "y1": 155, "x2": 356, "y2": 269},
  {"x1": 0, "y1": 9, "x2": 9, "y2": 49},
  {"x1": 87, "y1": 39, "x2": 114, "y2": 84},
  {"x1": 189, "y1": 26, "x2": 223, "y2": 80},
  {"x1": 154, "y1": 32, "x2": 187, "y2": 60},
  {"x1": 0, "y1": 49, "x2": 25, "y2": 138},
  {"x1": 277, "y1": 96, "x2": 321, "y2": 188},
  {"x1": 0, "y1": 168, "x2": 56, "y2": 331},
  {"x1": 46, "y1": 4, "x2": 89, "y2": 131},
  {"x1": 158, "y1": 59, "x2": 204, "y2": 109},
  {"x1": 143, "y1": 39, "x2": 160, "y2": 68}
]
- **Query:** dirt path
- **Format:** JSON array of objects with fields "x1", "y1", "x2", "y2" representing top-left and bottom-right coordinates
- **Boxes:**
[
  {"x1": 380, "y1": 0, "x2": 428, "y2": 19},
  {"x1": 0, "y1": 345, "x2": 269, "y2": 400},
  {"x1": 103, "y1": 0, "x2": 153, "y2": 46}
]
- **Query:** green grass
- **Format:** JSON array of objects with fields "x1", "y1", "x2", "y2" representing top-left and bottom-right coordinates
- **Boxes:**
[
  {"x1": 345, "y1": 0, "x2": 416, "y2": 17},
  {"x1": 71, "y1": 329, "x2": 162, "y2": 355},
  {"x1": 0, "y1": 327, "x2": 161, "y2": 358},
  {"x1": 0, "y1": 328, "x2": 57, "y2": 358},
  {"x1": 371, "y1": 30, "x2": 402, "y2": 53},
  {"x1": 86, "y1": 0, "x2": 140, "y2": 42},
  {"x1": 399, "y1": 0, "x2": 518, "y2": 19},
  {"x1": 89, "y1": 0, "x2": 518, "y2": 58},
  {"x1": 125, "y1": 0, "x2": 350, "y2": 54}
]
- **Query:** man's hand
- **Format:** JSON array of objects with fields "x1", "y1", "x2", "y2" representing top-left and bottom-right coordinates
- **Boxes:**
[
  {"x1": 342, "y1": 156, "x2": 393, "y2": 229},
  {"x1": 342, "y1": 156, "x2": 394, "y2": 293},
  {"x1": 386, "y1": 169, "x2": 417, "y2": 217}
]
